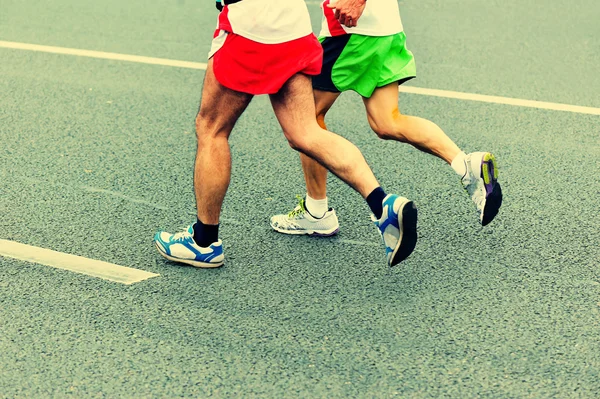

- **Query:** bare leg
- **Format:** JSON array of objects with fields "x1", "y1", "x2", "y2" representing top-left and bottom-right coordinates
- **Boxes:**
[
  {"x1": 194, "y1": 59, "x2": 253, "y2": 224},
  {"x1": 270, "y1": 74, "x2": 379, "y2": 199},
  {"x1": 363, "y1": 82, "x2": 461, "y2": 164},
  {"x1": 269, "y1": 74, "x2": 418, "y2": 265},
  {"x1": 299, "y1": 90, "x2": 340, "y2": 200}
]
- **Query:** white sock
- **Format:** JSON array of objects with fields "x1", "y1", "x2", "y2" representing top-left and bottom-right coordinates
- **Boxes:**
[
  {"x1": 451, "y1": 151, "x2": 467, "y2": 177},
  {"x1": 305, "y1": 194, "x2": 328, "y2": 218}
]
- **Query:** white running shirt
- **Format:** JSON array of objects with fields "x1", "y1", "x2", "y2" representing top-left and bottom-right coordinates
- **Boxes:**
[
  {"x1": 218, "y1": 0, "x2": 313, "y2": 44},
  {"x1": 319, "y1": 0, "x2": 404, "y2": 37}
]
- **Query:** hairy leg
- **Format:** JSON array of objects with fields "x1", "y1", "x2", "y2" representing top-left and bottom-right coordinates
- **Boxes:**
[
  {"x1": 194, "y1": 59, "x2": 253, "y2": 224},
  {"x1": 363, "y1": 82, "x2": 461, "y2": 164},
  {"x1": 270, "y1": 74, "x2": 379, "y2": 199},
  {"x1": 299, "y1": 90, "x2": 340, "y2": 200}
]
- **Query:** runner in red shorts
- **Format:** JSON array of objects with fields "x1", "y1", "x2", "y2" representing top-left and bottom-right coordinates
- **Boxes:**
[{"x1": 154, "y1": 0, "x2": 418, "y2": 268}]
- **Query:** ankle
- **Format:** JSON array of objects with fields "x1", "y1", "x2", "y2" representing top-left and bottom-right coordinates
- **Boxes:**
[
  {"x1": 366, "y1": 187, "x2": 387, "y2": 219},
  {"x1": 305, "y1": 194, "x2": 328, "y2": 218},
  {"x1": 451, "y1": 151, "x2": 467, "y2": 177},
  {"x1": 193, "y1": 219, "x2": 219, "y2": 247}
]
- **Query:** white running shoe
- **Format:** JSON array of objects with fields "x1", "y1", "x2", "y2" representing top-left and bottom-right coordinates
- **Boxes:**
[
  {"x1": 270, "y1": 196, "x2": 340, "y2": 236},
  {"x1": 462, "y1": 152, "x2": 503, "y2": 226}
]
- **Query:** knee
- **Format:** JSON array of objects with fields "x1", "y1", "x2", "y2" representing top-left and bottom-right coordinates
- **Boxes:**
[
  {"x1": 195, "y1": 117, "x2": 213, "y2": 146},
  {"x1": 371, "y1": 122, "x2": 404, "y2": 141},
  {"x1": 283, "y1": 127, "x2": 312, "y2": 152},
  {"x1": 370, "y1": 110, "x2": 407, "y2": 142},
  {"x1": 196, "y1": 104, "x2": 215, "y2": 129},
  {"x1": 195, "y1": 113, "x2": 228, "y2": 144},
  {"x1": 284, "y1": 132, "x2": 307, "y2": 152}
]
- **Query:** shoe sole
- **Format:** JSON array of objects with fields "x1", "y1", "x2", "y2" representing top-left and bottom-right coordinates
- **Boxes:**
[
  {"x1": 481, "y1": 153, "x2": 503, "y2": 226},
  {"x1": 389, "y1": 201, "x2": 418, "y2": 267},
  {"x1": 271, "y1": 224, "x2": 340, "y2": 237},
  {"x1": 155, "y1": 243, "x2": 224, "y2": 269}
]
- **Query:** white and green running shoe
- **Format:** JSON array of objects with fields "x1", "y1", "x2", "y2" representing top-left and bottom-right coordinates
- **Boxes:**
[
  {"x1": 462, "y1": 152, "x2": 503, "y2": 226},
  {"x1": 270, "y1": 196, "x2": 340, "y2": 236}
]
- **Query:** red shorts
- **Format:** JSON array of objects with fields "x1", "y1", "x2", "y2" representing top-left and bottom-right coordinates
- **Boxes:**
[{"x1": 210, "y1": 31, "x2": 323, "y2": 95}]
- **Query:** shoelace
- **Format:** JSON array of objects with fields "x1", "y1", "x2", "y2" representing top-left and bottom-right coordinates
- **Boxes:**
[
  {"x1": 272, "y1": 196, "x2": 307, "y2": 230},
  {"x1": 287, "y1": 195, "x2": 307, "y2": 218},
  {"x1": 171, "y1": 230, "x2": 192, "y2": 242}
]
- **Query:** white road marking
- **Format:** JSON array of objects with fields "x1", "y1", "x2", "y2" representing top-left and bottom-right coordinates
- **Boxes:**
[
  {"x1": 0, "y1": 239, "x2": 159, "y2": 285},
  {"x1": 337, "y1": 239, "x2": 380, "y2": 248},
  {"x1": 1, "y1": 40, "x2": 599, "y2": 116},
  {"x1": 12, "y1": 174, "x2": 248, "y2": 226},
  {"x1": 81, "y1": 185, "x2": 171, "y2": 210},
  {"x1": 398, "y1": 86, "x2": 600, "y2": 116},
  {"x1": 0, "y1": 40, "x2": 207, "y2": 70}
]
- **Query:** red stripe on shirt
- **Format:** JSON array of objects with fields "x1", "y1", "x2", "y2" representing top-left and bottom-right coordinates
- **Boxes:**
[
  {"x1": 323, "y1": 0, "x2": 346, "y2": 36},
  {"x1": 218, "y1": 6, "x2": 233, "y2": 33}
]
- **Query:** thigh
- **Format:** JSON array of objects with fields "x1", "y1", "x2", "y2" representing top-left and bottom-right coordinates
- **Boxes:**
[
  {"x1": 269, "y1": 73, "x2": 320, "y2": 135},
  {"x1": 197, "y1": 59, "x2": 254, "y2": 136},
  {"x1": 314, "y1": 89, "x2": 340, "y2": 117},
  {"x1": 362, "y1": 81, "x2": 402, "y2": 127}
]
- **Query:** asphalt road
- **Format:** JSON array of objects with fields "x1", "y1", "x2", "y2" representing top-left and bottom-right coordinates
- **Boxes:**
[{"x1": 1, "y1": 0, "x2": 599, "y2": 397}]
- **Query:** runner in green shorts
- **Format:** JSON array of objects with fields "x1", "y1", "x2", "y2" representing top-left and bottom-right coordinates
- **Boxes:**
[
  {"x1": 314, "y1": 32, "x2": 416, "y2": 98},
  {"x1": 271, "y1": 0, "x2": 503, "y2": 241}
]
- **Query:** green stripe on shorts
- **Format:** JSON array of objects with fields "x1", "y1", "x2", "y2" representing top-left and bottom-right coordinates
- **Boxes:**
[{"x1": 329, "y1": 32, "x2": 416, "y2": 98}]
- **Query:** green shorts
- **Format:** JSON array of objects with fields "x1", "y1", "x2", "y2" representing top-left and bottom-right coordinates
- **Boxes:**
[{"x1": 312, "y1": 32, "x2": 417, "y2": 98}]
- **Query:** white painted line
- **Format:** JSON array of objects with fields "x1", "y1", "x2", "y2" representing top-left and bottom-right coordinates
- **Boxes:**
[
  {"x1": 399, "y1": 86, "x2": 600, "y2": 116},
  {"x1": 81, "y1": 185, "x2": 171, "y2": 210},
  {"x1": 12, "y1": 174, "x2": 248, "y2": 225},
  {"x1": 1, "y1": 40, "x2": 599, "y2": 115},
  {"x1": 0, "y1": 40, "x2": 207, "y2": 70},
  {"x1": 0, "y1": 239, "x2": 159, "y2": 285},
  {"x1": 337, "y1": 239, "x2": 380, "y2": 248}
]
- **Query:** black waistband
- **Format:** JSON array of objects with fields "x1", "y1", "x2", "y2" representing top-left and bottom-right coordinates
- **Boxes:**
[{"x1": 223, "y1": 0, "x2": 241, "y2": 5}]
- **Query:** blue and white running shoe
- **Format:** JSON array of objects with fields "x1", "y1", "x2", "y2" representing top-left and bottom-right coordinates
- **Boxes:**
[
  {"x1": 154, "y1": 225, "x2": 224, "y2": 268},
  {"x1": 372, "y1": 195, "x2": 418, "y2": 267}
]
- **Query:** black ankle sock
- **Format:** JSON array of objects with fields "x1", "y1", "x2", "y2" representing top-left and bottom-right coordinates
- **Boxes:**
[
  {"x1": 193, "y1": 219, "x2": 219, "y2": 247},
  {"x1": 366, "y1": 187, "x2": 387, "y2": 219}
]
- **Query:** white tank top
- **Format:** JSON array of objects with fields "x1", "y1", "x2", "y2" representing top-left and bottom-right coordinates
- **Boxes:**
[
  {"x1": 319, "y1": 0, "x2": 404, "y2": 37},
  {"x1": 217, "y1": 0, "x2": 314, "y2": 44}
]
